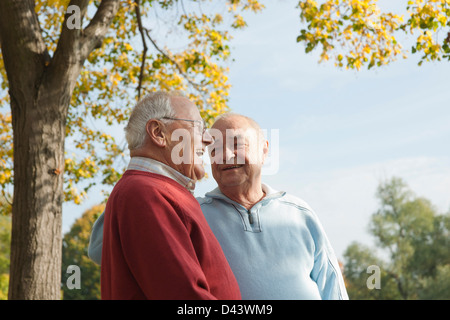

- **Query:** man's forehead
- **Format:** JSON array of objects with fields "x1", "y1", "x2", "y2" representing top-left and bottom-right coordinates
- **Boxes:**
[
  {"x1": 213, "y1": 115, "x2": 257, "y2": 130},
  {"x1": 170, "y1": 96, "x2": 196, "y2": 115},
  {"x1": 211, "y1": 115, "x2": 264, "y2": 141},
  {"x1": 210, "y1": 127, "x2": 261, "y2": 143},
  {"x1": 226, "y1": 128, "x2": 257, "y2": 137}
]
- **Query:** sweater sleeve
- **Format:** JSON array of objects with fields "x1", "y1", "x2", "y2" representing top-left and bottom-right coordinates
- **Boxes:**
[
  {"x1": 114, "y1": 189, "x2": 217, "y2": 300},
  {"x1": 87, "y1": 211, "x2": 104, "y2": 265},
  {"x1": 307, "y1": 211, "x2": 349, "y2": 300},
  {"x1": 311, "y1": 247, "x2": 349, "y2": 300}
]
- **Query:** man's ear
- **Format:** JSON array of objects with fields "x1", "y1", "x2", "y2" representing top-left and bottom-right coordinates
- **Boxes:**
[{"x1": 146, "y1": 119, "x2": 167, "y2": 147}]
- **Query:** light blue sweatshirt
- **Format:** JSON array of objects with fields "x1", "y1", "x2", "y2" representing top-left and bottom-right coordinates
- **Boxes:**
[
  {"x1": 198, "y1": 184, "x2": 348, "y2": 300},
  {"x1": 88, "y1": 182, "x2": 348, "y2": 300}
]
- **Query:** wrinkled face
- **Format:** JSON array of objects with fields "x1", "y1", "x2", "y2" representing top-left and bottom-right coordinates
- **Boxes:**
[
  {"x1": 209, "y1": 116, "x2": 268, "y2": 189},
  {"x1": 164, "y1": 96, "x2": 212, "y2": 181}
]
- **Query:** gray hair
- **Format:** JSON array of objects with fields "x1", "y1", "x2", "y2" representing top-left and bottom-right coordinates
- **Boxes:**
[{"x1": 124, "y1": 91, "x2": 179, "y2": 150}]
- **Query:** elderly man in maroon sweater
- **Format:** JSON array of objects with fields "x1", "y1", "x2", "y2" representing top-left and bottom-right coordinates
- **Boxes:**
[{"x1": 101, "y1": 91, "x2": 241, "y2": 300}]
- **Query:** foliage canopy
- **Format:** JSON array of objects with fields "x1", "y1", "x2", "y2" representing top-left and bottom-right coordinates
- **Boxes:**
[
  {"x1": 297, "y1": 0, "x2": 450, "y2": 70},
  {"x1": 0, "y1": 0, "x2": 265, "y2": 205}
]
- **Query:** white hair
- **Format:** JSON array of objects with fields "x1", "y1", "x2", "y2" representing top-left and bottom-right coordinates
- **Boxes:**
[{"x1": 124, "y1": 91, "x2": 179, "y2": 150}]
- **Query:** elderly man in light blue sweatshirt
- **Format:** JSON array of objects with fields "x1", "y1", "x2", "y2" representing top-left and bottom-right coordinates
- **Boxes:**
[{"x1": 88, "y1": 113, "x2": 348, "y2": 300}]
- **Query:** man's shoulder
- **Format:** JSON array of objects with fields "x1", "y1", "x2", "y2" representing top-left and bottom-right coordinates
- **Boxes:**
[
  {"x1": 276, "y1": 192, "x2": 315, "y2": 214},
  {"x1": 195, "y1": 189, "x2": 313, "y2": 210},
  {"x1": 108, "y1": 172, "x2": 198, "y2": 221},
  {"x1": 111, "y1": 171, "x2": 192, "y2": 205},
  {"x1": 118, "y1": 171, "x2": 185, "y2": 191},
  {"x1": 196, "y1": 196, "x2": 213, "y2": 206}
]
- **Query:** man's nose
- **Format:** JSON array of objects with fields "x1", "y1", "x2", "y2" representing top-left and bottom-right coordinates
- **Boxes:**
[{"x1": 224, "y1": 145, "x2": 236, "y2": 163}]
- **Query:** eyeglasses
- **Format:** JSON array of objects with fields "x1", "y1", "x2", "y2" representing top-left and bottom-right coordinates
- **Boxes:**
[{"x1": 161, "y1": 117, "x2": 207, "y2": 135}]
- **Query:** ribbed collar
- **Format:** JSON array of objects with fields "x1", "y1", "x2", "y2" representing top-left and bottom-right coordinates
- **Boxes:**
[{"x1": 205, "y1": 183, "x2": 285, "y2": 208}]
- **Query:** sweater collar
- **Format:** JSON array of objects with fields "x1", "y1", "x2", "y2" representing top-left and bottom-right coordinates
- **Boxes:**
[
  {"x1": 205, "y1": 183, "x2": 285, "y2": 207},
  {"x1": 127, "y1": 157, "x2": 195, "y2": 193}
]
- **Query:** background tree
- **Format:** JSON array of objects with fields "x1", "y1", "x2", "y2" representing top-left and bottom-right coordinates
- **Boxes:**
[
  {"x1": 343, "y1": 177, "x2": 450, "y2": 300},
  {"x1": 297, "y1": 0, "x2": 450, "y2": 70},
  {"x1": 342, "y1": 242, "x2": 401, "y2": 299},
  {"x1": 61, "y1": 204, "x2": 103, "y2": 300},
  {"x1": 0, "y1": 0, "x2": 263, "y2": 299}
]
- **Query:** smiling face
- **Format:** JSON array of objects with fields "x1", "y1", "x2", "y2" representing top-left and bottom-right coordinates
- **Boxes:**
[
  {"x1": 164, "y1": 96, "x2": 212, "y2": 181},
  {"x1": 209, "y1": 115, "x2": 268, "y2": 191}
]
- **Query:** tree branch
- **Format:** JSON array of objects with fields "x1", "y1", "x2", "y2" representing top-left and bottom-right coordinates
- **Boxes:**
[
  {"x1": 47, "y1": 0, "x2": 119, "y2": 101},
  {"x1": 81, "y1": 0, "x2": 120, "y2": 60},
  {"x1": 53, "y1": 0, "x2": 90, "y2": 60},
  {"x1": 0, "y1": 0, "x2": 49, "y2": 88},
  {"x1": 143, "y1": 28, "x2": 205, "y2": 93},
  {"x1": 134, "y1": 0, "x2": 148, "y2": 100},
  {"x1": 51, "y1": 0, "x2": 119, "y2": 76}
]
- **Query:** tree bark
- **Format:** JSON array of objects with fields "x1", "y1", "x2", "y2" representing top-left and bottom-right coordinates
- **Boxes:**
[
  {"x1": 0, "y1": 0, "x2": 119, "y2": 299},
  {"x1": 8, "y1": 88, "x2": 68, "y2": 300}
]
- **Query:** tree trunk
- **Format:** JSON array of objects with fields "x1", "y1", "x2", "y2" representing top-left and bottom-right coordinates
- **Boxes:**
[
  {"x1": 8, "y1": 89, "x2": 68, "y2": 299},
  {"x1": 0, "y1": 0, "x2": 120, "y2": 299}
]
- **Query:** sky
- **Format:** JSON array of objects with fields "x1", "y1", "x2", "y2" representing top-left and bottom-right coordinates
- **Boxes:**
[{"x1": 62, "y1": 0, "x2": 450, "y2": 261}]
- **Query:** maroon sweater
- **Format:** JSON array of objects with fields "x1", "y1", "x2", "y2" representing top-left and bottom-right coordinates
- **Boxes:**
[{"x1": 101, "y1": 170, "x2": 241, "y2": 300}]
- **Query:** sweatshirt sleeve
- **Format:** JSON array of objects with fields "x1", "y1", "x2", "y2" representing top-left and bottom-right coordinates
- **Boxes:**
[
  {"x1": 111, "y1": 189, "x2": 218, "y2": 300},
  {"x1": 87, "y1": 211, "x2": 104, "y2": 265},
  {"x1": 308, "y1": 211, "x2": 349, "y2": 300}
]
